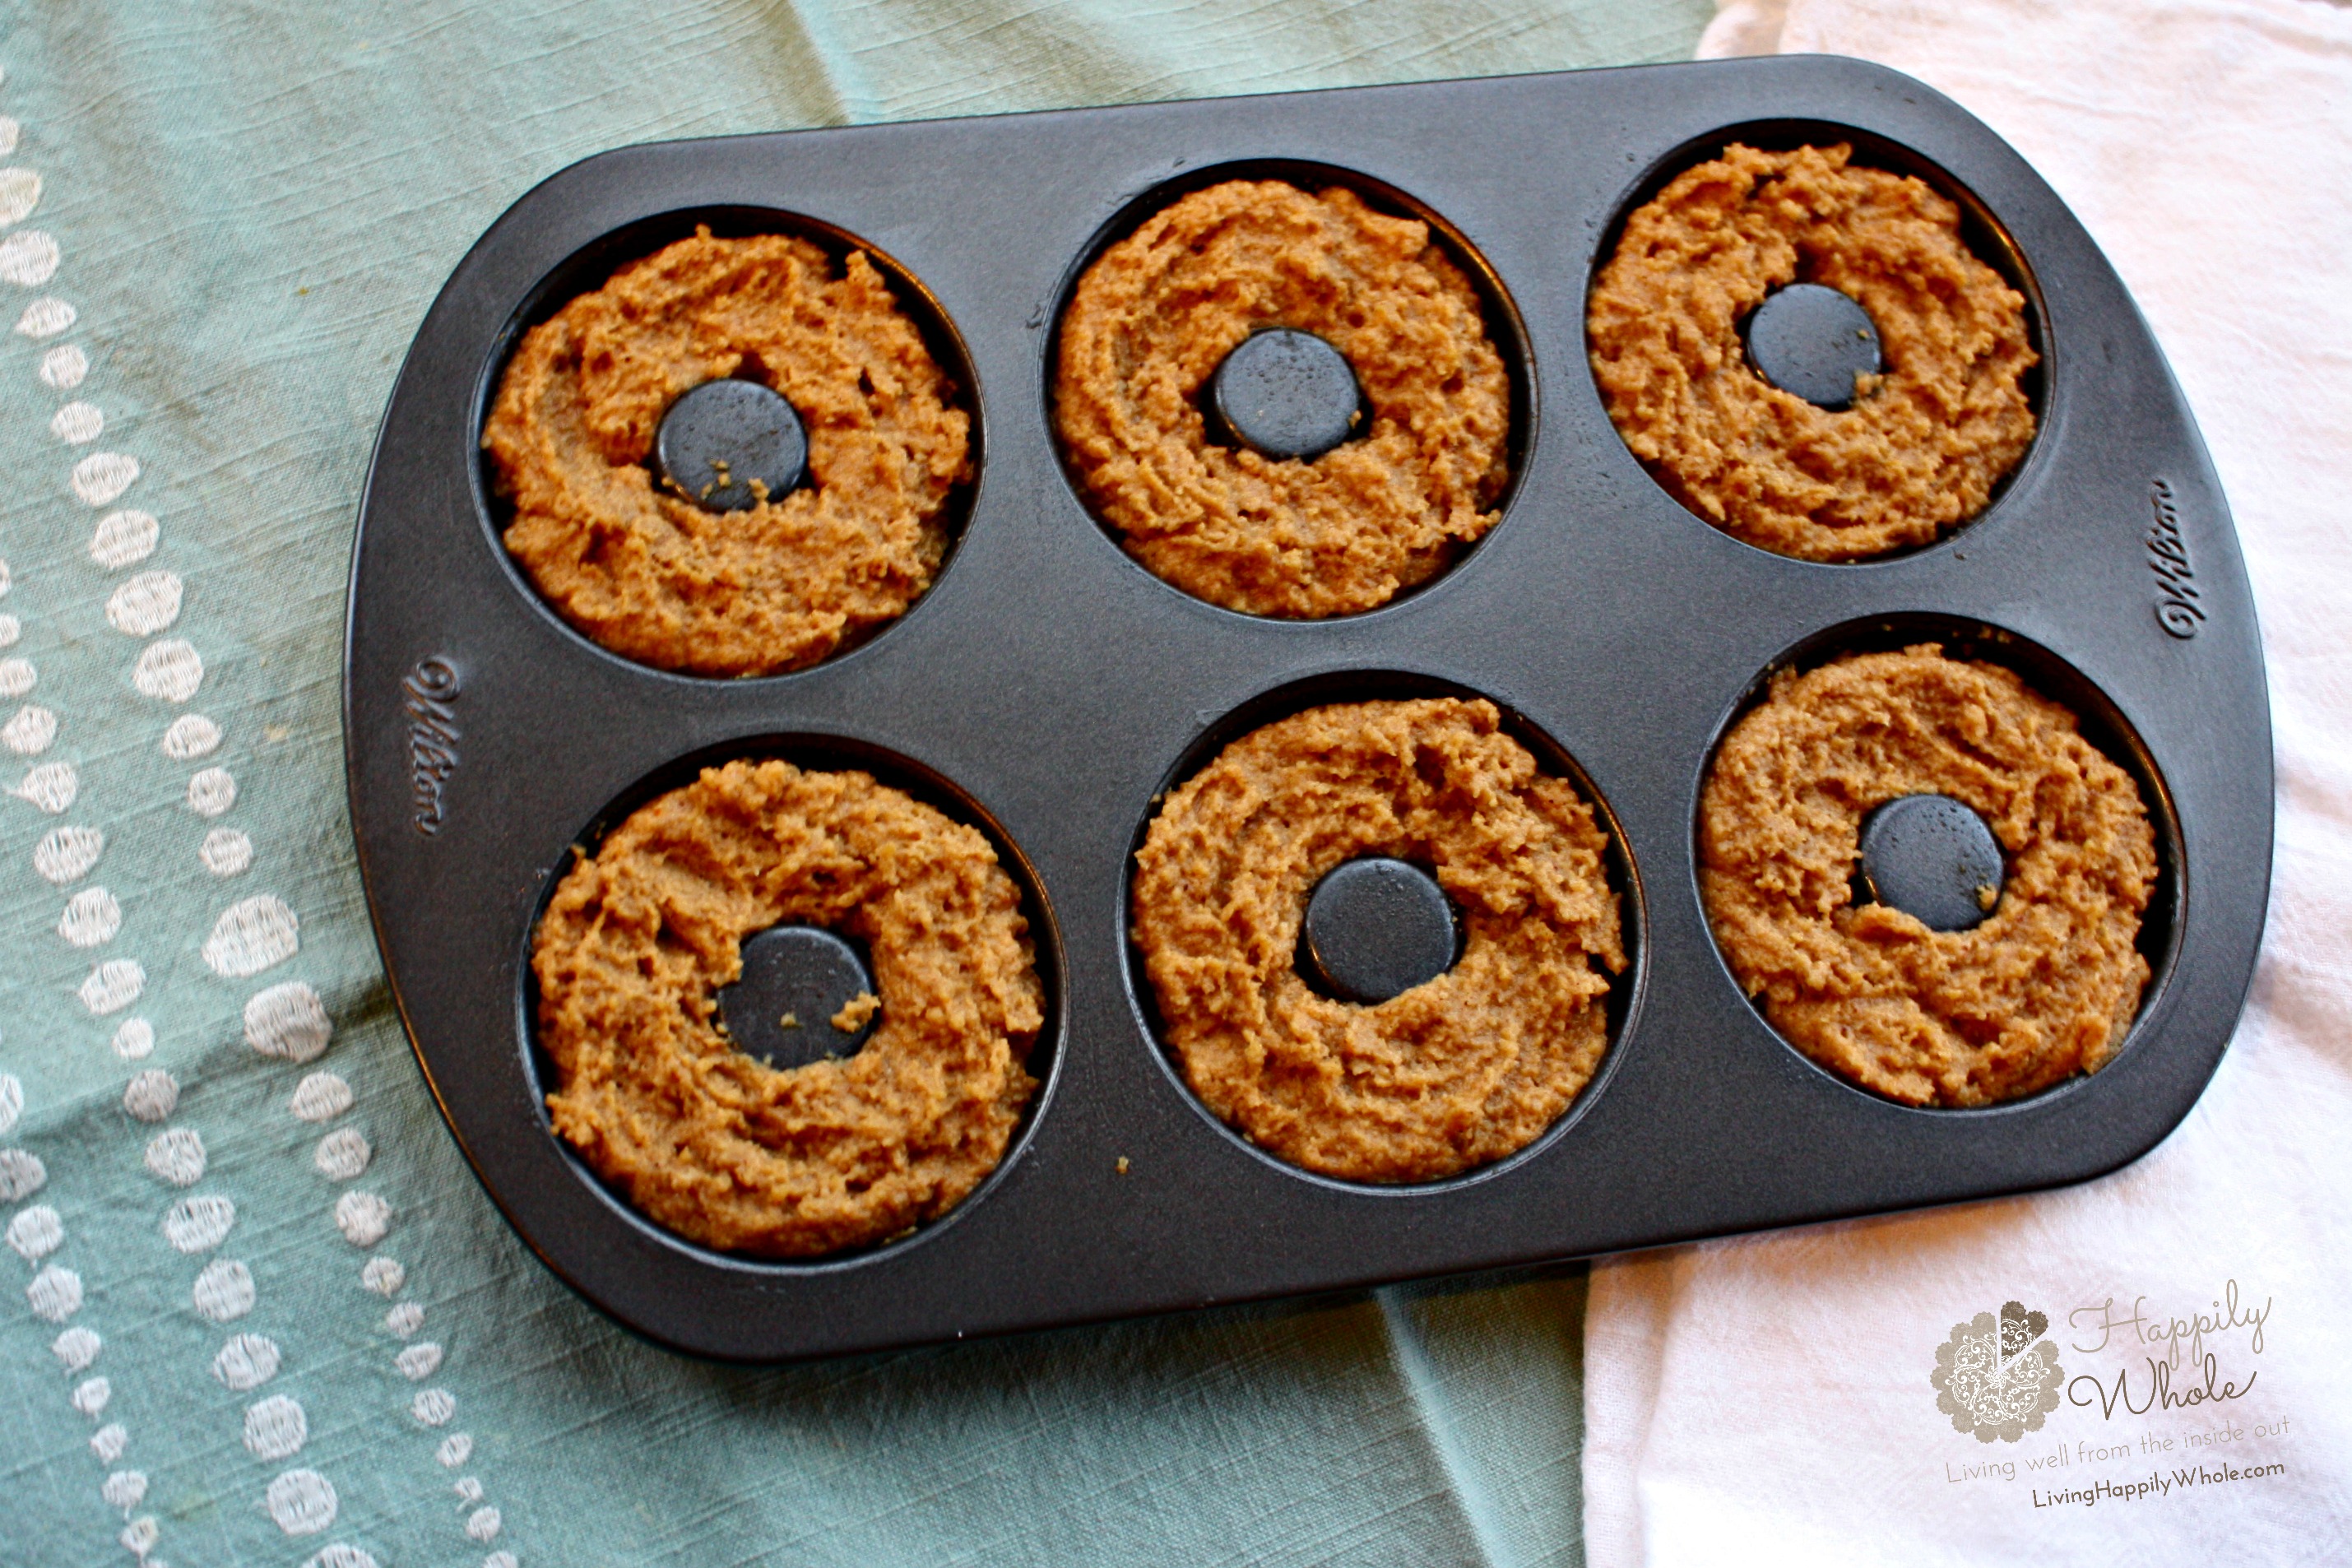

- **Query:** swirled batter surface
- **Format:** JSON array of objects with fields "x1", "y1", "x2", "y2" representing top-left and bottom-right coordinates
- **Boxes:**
[
  {"x1": 1058, "y1": 181, "x2": 1510, "y2": 617},
  {"x1": 1132, "y1": 698, "x2": 1624, "y2": 1181},
  {"x1": 485, "y1": 230, "x2": 969, "y2": 675},
  {"x1": 1700, "y1": 647, "x2": 2155, "y2": 1106},
  {"x1": 533, "y1": 759, "x2": 1042, "y2": 1257},
  {"x1": 1589, "y1": 144, "x2": 2036, "y2": 560}
]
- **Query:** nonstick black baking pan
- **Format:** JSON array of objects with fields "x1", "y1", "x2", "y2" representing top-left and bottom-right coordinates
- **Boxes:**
[{"x1": 344, "y1": 54, "x2": 2272, "y2": 1362}]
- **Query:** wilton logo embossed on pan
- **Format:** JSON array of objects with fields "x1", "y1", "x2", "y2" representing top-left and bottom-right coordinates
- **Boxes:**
[
  {"x1": 2146, "y1": 479, "x2": 2203, "y2": 638},
  {"x1": 1932, "y1": 1300, "x2": 2065, "y2": 1442},
  {"x1": 403, "y1": 656, "x2": 462, "y2": 835}
]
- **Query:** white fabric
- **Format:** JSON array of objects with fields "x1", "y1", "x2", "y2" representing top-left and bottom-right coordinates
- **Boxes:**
[{"x1": 1584, "y1": 2, "x2": 2352, "y2": 1562}]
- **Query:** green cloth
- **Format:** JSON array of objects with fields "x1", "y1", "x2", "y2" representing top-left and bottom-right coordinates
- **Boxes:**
[{"x1": 0, "y1": 3, "x2": 1707, "y2": 1562}]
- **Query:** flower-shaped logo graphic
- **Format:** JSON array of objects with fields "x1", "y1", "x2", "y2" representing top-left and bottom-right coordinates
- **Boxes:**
[{"x1": 1932, "y1": 1300, "x2": 2063, "y2": 1443}]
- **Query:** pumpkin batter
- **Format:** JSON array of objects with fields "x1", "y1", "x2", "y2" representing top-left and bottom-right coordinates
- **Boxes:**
[
  {"x1": 485, "y1": 229, "x2": 971, "y2": 676},
  {"x1": 532, "y1": 759, "x2": 1043, "y2": 1258},
  {"x1": 1057, "y1": 180, "x2": 1511, "y2": 618},
  {"x1": 1132, "y1": 698, "x2": 1625, "y2": 1182},
  {"x1": 1700, "y1": 647, "x2": 2156, "y2": 1106},
  {"x1": 1589, "y1": 143, "x2": 2037, "y2": 560}
]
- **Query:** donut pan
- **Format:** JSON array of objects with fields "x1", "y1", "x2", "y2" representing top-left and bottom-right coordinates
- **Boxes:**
[{"x1": 345, "y1": 55, "x2": 2272, "y2": 1361}]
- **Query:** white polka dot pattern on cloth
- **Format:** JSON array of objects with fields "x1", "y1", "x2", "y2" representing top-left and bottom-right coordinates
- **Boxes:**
[
  {"x1": 49, "y1": 399, "x2": 100, "y2": 443},
  {"x1": 39, "y1": 342, "x2": 86, "y2": 388},
  {"x1": 33, "y1": 823, "x2": 101, "y2": 882},
  {"x1": 104, "y1": 569, "x2": 179, "y2": 634},
  {"x1": 109, "y1": 1018, "x2": 154, "y2": 1060},
  {"x1": 437, "y1": 1433, "x2": 472, "y2": 1467},
  {"x1": 186, "y1": 766, "x2": 235, "y2": 817},
  {"x1": 77, "y1": 957, "x2": 141, "y2": 1013},
  {"x1": 28, "y1": 1263, "x2": 82, "y2": 1322},
  {"x1": 0, "y1": 1146, "x2": 48, "y2": 1200},
  {"x1": 89, "y1": 508, "x2": 157, "y2": 568},
  {"x1": 306, "y1": 1544, "x2": 379, "y2": 1568},
  {"x1": 142, "y1": 1127, "x2": 204, "y2": 1186},
  {"x1": 2, "y1": 701, "x2": 55, "y2": 752},
  {"x1": 244, "y1": 979, "x2": 330, "y2": 1060},
  {"x1": 314, "y1": 1127, "x2": 369, "y2": 1180},
  {"x1": 163, "y1": 1195, "x2": 235, "y2": 1254},
  {"x1": 122, "y1": 1069, "x2": 175, "y2": 1122},
  {"x1": 67, "y1": 446, "x2": 136, "y2": 503},
  {"x1": 266, "y1": 1468, "x2": 338, "y2": 1535},
  {"x1": 7, "y1": 1203, "x2": 62, "y2": 1261},
  {"x1": 0, "y1": 166, "x2": 39, "y2": 224},
  {"x1": 0, "y1": 1071, "x2": 19, "y2": 1134},
  {"x1": 201, "y1": 825, "x2": 253, "y2": 874},
  {"x1": 162, "y1": 711, "x2": 220, "y2": 757},
  {"x1": 15, "y1": 295, "x2": 73, "y2": 337},
  {"x1": 244, "y1": 1394, "x2": 308, "y2": 1460},
  {"x1": 131, "y1": 637, "x2": 201, "y2": 700},
  {"x1": 69, "y1": 449, "x2": 137, "y2": 506},
  {"x1": 290, "y1": 1072, "x2": 353, "y2": 1123},
  {"x1": 192, "y1": 1259, "x2": 256, "y2": 1322},
  {"x1": 77, "y1": 1399, "x2": 116, "y2": 1447},
  {"x1": 0, "y1": 229, "x2": 60, "y2": 285},
  {"x1": 16, "y1": 758, "x2": 77, "y2": 811},
  {"x1": 203, "y1": 894, "x2": 299, "y2": 977},
  {"x1": 100, "y1": 1469, "x2": 146, "y2": 1512},
  {"x1": 211, "y1": 1333, "x2": 281, "y2": 1392},
  {"x1": 58, "y1": 884, "x2": 120, "y2": 946},
  {"x1": 53, "y1": 1327, "x2": 100, "y2": 1374},
  {"x1": 0, "y1": 146, "x2": 494, "y2": 1534},
  {"x1": 334, "y1": 1190, "x2": 391, "y2": 1247}
]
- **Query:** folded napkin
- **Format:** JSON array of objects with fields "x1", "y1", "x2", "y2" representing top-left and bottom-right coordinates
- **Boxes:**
[{"x1": 1583, "y1": 0, "x2": 2352, "y2": 1561}]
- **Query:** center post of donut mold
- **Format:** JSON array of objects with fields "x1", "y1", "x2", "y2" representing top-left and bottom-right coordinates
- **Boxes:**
[
  {"x1": 716, "y1": 924, "x2": 879, "y2": 1068},
  {"x1": 655, "y1": 377, "x2": 810, "y2": 511},
  {"x1": 1204, "y1": 327, "x2": 1367, "y2": 462},
  {"x1": 1857, "y1": 793, "x2": 2006, "y2": 932},
  {"x1": 1298, "y1": 856, "x2": 1461, "y2": 1004},
  {"x1": 1742, "y1": 282, "x2": 1883, "y2": 411}
]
